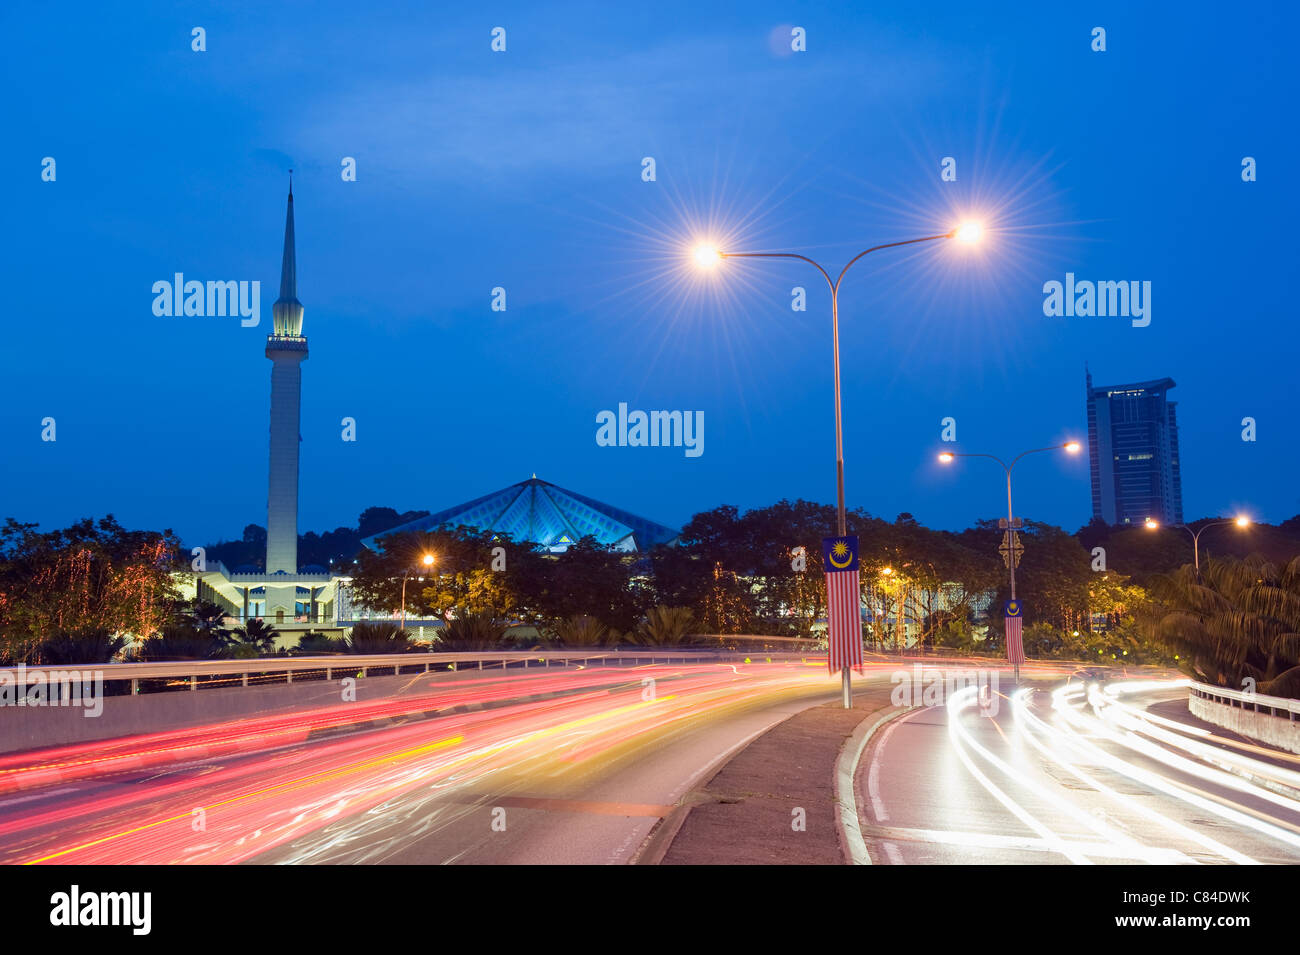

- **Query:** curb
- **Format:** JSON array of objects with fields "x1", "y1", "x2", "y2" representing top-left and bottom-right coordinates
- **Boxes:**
[
  {"x1": 631, "y1": 715, "x2": 795, "y2": 865},
  {"x1": 835, "y1": 705, "x2": 916, "y2": 865}
]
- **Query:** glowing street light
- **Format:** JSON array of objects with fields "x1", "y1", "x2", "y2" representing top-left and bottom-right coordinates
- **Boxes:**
[
  {"x1": 692, "y1": 244, "x2": 723, "y2": 269},
  {"x1": 1145, "y1": 516, "x2": 1251, "y2": 576},
  {"x1": 938, "y1": 440, "x2": 1081, "y2": 679},
  {"x1": 692, "y1": 223, "x2": 982, "y2": 707},
  {"x1": 400, "y1": 554, "x2": 436, "y2": 632}
]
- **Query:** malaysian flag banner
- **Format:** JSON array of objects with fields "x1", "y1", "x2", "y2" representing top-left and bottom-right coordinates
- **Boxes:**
[
  {"x1": 1004, "y1": 598, "x2": 1026, "y2": 668},
  {"x1": 822, "y1": 535, "x2": 864, "y2": 674}
]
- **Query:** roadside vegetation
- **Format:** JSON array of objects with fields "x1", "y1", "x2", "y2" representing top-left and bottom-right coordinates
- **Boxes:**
[{"x1": 6, "y1": 506, "x2": 1300, "y2": 697}]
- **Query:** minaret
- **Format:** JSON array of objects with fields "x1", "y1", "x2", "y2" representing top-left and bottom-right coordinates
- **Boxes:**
[{"x1": 265, "y1": 181, "x2": 307, "y2": 575}]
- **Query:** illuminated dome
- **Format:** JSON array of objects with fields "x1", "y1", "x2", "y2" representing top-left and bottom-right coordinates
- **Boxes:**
[{"x1": 361, "y1": 476, "x2": 679, "y2": 553}]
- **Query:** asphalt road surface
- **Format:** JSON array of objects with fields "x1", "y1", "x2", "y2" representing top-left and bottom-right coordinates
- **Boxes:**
[
  {"x1": 0, "y1": 660, "x2": 845, "y2": 864},
  {"x1": 858, "y1": 675, "x2": 1300, "y2": 864}
]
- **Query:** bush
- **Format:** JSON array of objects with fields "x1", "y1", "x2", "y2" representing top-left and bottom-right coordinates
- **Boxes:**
[
  {"x1": 1260, "y1": 665, "x2": 1300, "y2": 699},
  {"x1": 295, "y1": 632, "x2": 348, "y2": 655},
  {"x1": 137, "y1": 625, "x2": 220, "y2": 661},
  {"x1": 631, "y1": 606, "x2": 695, "y2": 646},
  {"x1": 1021, "y1": 623, "x2": 1068, "y2": 658},
  {"x1": 346, "y1": 621, "x2": 414, "y2": 654},
  {"x1": 436, "y1": 613, "x2": 507, "y2": 651},
  {"x1": 36, "y1": 629, "x2": 127, "y2": 665},
  {"x1": 932, "y1": 619, "x2": 978, "y2": 652},
  {"x1": 545, "y1": 614, "x2": 610, "y2": 647}
]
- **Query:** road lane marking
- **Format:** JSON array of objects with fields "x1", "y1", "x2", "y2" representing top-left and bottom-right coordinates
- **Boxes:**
[
  {"x1": 836, "y1": 705, "x2": 915, "y2": 866},
  {"x1": 867, "y1": 717, "x2": 909, "y2": 823},
  {"x1": 860, "y1": 823, "x2": 1186, "y2": 862}
]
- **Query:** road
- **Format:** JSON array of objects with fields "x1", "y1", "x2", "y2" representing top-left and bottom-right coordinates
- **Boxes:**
[
  {"x1": 0, "y1": 660, "x2": 844, "y2": 865},
  {"x1": 9, "y1": 657, "x2": 1293, "y2": 866},
  {"x1": 858, "y1": 674, "x2": 1300, "y2": 864}
]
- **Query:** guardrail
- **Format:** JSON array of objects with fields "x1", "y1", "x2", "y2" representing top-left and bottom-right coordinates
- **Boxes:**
[
  {"x1": 0, "y1": 649, "x2": 816, "y2": 695},
  {"x1": 1189, "y1": 681, "x2": 1300, "y2": 720}
]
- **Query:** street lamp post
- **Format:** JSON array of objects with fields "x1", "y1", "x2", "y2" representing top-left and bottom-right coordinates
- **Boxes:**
[
  {"x1": 695, "y1": 223, "x2": 982, "y2": 708},
  {"x1": 939, "y1": 441, "x2": 1081, "y2": 679},
  {"x1": 1144, "y1": 516, "x2": 1250, "y2": 577},
  {"x1": 400, "y1": 553, "x2": 436, "y2": 633}
]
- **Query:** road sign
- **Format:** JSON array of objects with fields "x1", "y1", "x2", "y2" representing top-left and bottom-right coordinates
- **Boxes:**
[
  {"x1": 998, "y1": 517, "x2": 1024, "y2": 529},
  {"x1": 998, "y1": 529, "x2": 1024, "y2": 568}
]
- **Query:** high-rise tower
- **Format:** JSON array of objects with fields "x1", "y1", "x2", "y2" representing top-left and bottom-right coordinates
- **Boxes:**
[
  {"x1": 265, "y1": 183, "x2": 307, "y2": 574},
  {"x1": 1086, "y1": 367, "x2": 1183, "y2": 526}
]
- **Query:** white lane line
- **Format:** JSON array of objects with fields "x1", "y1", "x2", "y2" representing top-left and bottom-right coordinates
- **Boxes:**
[
  {"x1": 945, "y1": 695, "x2": 1092, "y2": 865},
  {"x1": 868, "y1": 717, "x2": 909, "y2": 822},
  {"x1": 835, "y1": 706, "x2": 916, "y2": 866},
  {"x1": 864, "y1": 824, "x2": 1187, "y2": 861}
]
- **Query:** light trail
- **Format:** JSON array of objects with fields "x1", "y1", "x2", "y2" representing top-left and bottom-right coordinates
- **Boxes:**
[
  {"x1": 1045, "y1": 682, "x2": 1300, "y2": 851},
  {"x1": 945, "y1": 685, "x2": 1181, "y2": 864},
  {"x1": 0, "y1": 661, "x2": 839, "y2": 865},
  {"x1": 1010, "y1": 688, "x2": 1256, "y2": 864}
]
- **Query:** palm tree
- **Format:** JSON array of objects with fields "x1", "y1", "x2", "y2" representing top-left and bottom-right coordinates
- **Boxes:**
[
  {"x1": 345, "y1": 621, "x2": 413, "y2": 653},
  {"x1": 631, "y1": 606, "x2": 696, "y2": 646},
  {"x1": 222, "y1": 617, "x2": 278, "y2": 657},
  {"x1": 546, "y1": 614, "x2": 610, "y2": 647},
  {"x1": 436, "y1": 613, "x2": 506, "y2": 651},
  {"x1": 1149, "y1": 555, "x2": 1300, "y2": 696}
]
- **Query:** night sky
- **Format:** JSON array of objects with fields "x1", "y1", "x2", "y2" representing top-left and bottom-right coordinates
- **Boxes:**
[{"x1": 3, "y1": 2, "x2": 1295, "y2": 549}]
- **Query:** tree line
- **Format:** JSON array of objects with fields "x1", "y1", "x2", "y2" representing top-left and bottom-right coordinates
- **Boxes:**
[{"x1": 4, "y1": 505, "x2": 1300, "y2": 696}]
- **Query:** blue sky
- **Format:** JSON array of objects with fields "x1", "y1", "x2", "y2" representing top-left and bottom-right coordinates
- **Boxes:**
[{"x1": 2, "y1": 1, "x2": 1295, "y2": 548}]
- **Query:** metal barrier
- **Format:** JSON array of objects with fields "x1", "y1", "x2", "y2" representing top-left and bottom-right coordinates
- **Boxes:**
[
  {"x1": 1189, "y1": 681, "x2": 1300, "y2": 721},
  {"x1": 0, "y1": 649, "x2": 817, "y2": 695}
]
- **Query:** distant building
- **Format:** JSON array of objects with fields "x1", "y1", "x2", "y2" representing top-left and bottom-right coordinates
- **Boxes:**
[
  {"x1": 183, "y1": 190, "x2": 677, "y2": 639},
  {"x1": 1085, "y1": 368, "x2": 1184, "y2": 526},
  {"x1": 361, "y1": 476, "x2": 680, "y2": 554},
  {"x1": 188, "y1": 184, "x2": 341, "y2": 632}
]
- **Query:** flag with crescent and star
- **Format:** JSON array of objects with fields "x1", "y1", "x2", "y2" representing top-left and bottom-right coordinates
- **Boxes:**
[
  {"x1": 822, "y1": 535, "x2": 864, "y2": 673},
  {"x1": 1003, "y1": 598, "x2": 1025, "y2": 668}
]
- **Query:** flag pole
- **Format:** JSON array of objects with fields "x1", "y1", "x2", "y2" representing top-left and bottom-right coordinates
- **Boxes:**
[{"x1": 832, "y1": 287, "x2": 854, "y2": 709}]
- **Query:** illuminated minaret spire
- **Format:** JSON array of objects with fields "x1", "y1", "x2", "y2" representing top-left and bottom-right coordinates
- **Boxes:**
[{"x1": 265, "y1": 178, "x2": 307, "y2": 574}]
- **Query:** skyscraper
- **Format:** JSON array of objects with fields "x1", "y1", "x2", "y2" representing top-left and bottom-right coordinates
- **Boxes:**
[
  {"x1": 1086, "y1": 368, "x2": 1183, "y2": 526},
  {"x1": 265, "y1": 183, "x2": 307, "y2": 574}
]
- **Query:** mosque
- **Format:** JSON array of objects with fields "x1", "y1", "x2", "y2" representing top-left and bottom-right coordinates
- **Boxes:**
[{"x1": 184, "y1": 188, "x2": 677, "y2": 635}]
